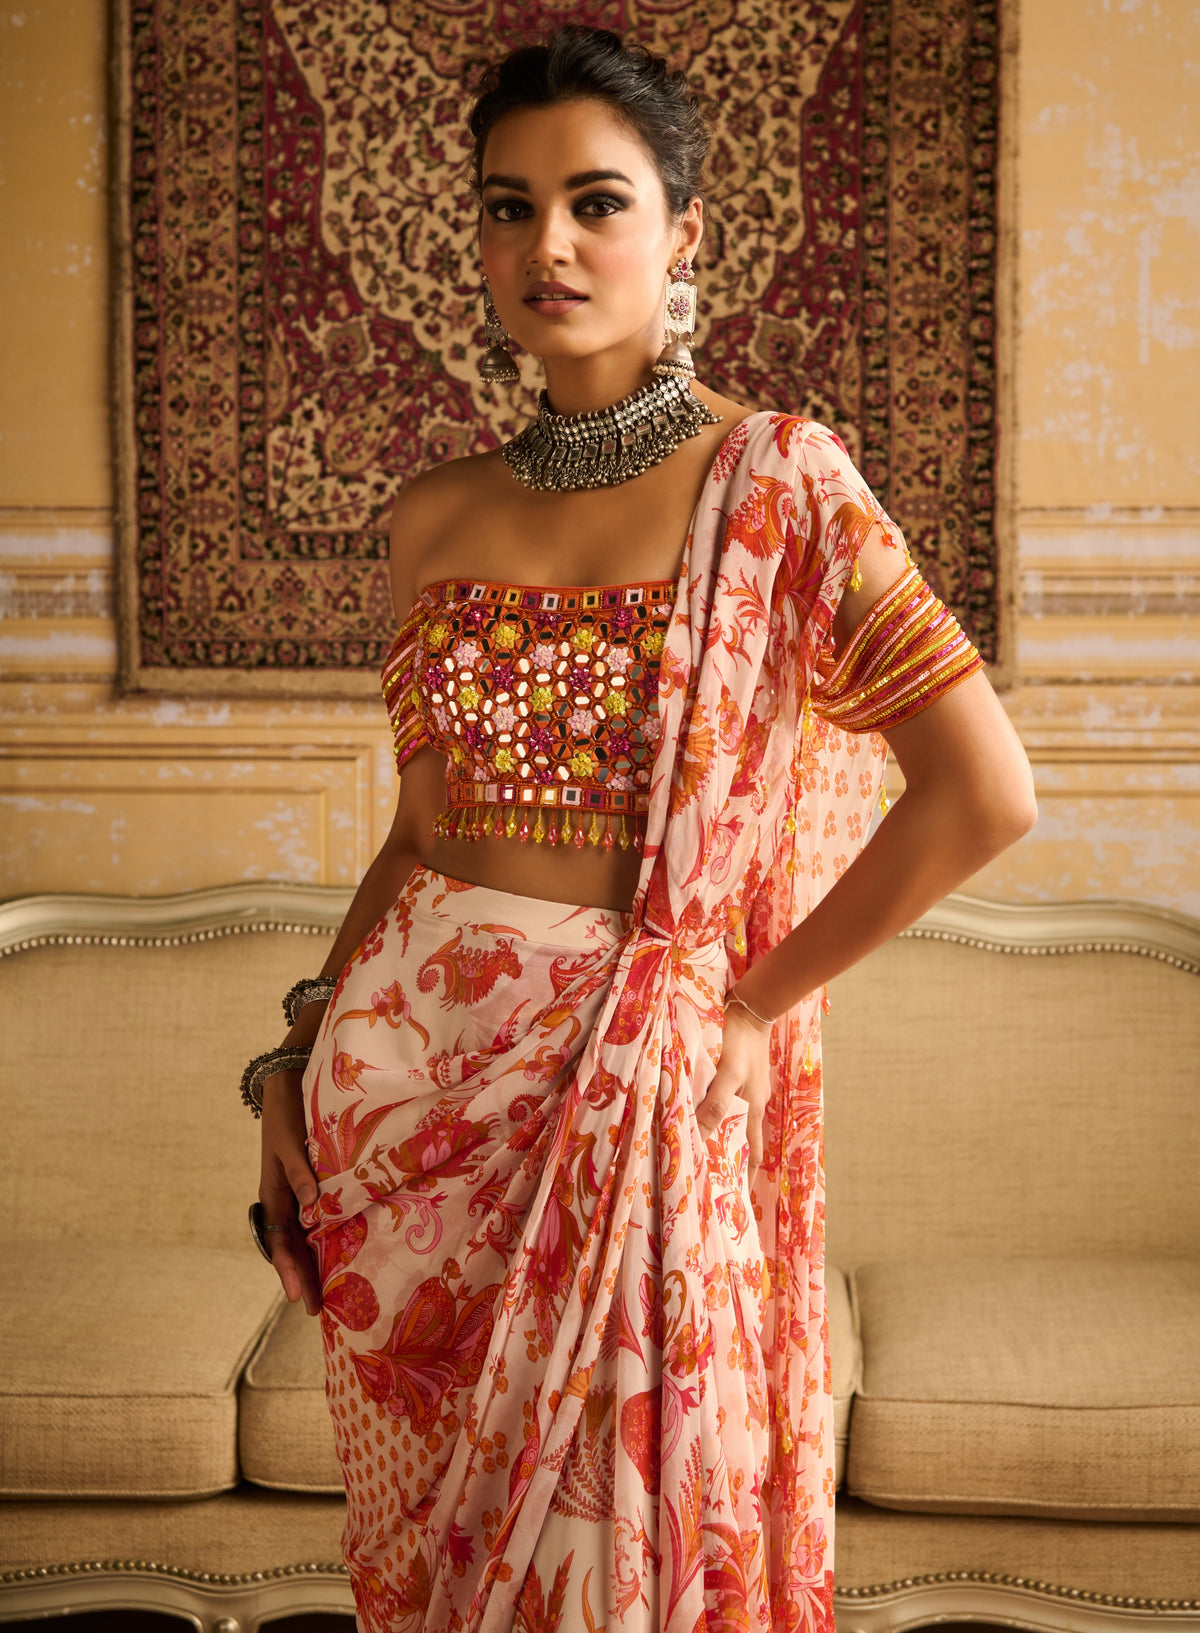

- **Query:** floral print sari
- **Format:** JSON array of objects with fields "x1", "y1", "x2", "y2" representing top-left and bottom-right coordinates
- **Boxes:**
[{"x1": 303, "y1": 412, "x2": 889, "y2": 1632}]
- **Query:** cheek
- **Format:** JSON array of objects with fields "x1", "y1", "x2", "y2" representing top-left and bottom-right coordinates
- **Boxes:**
[{"x1": 585, "y1": 234, "x2": 666, "y2": 306}]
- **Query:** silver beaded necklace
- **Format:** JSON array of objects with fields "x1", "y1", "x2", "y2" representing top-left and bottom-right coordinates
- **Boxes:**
[{"x1": 501, "y1": 374, "x2": 722, "y2": 492}]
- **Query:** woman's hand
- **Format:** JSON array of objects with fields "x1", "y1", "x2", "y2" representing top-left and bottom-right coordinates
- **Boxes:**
[
  {"x1": 694, "y1": 1003, "x2": 773, "y2": 1184},
  {"x1": 258, "y1": 1070, "x2": 323, "y2": 1316}
]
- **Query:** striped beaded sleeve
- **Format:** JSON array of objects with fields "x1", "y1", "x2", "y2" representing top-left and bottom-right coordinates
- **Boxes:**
[
  {"x1": 380, "y1": 602, "x2": 432, "y2": 773},
  {"x1": 810, "y1": 562, "x2": 984, "y2": 731}
]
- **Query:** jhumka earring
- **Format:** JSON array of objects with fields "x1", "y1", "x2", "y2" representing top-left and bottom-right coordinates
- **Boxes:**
[
  {"x1": 651, "y1": 256, "x2": 698, "y2": 381},
  {"x1": 477, "y1": 276, "x2": 520, "y2": 384}
]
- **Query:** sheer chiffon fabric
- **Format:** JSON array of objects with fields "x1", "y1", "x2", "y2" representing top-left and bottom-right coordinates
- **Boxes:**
[{"x1": 303, "y1": 413, "x2": 897, "y2": 1632}]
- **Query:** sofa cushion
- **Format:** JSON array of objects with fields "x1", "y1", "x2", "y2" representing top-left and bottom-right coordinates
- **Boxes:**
[
  {"x1": 0, "y1": 1241, "x2": 281, "y2": 1498},
  {"x1": 240, "y1": 1299, "x2": 342, "y2": 1493},
  {"x1": 828, "y1": 1265, "x2": 859, "y2": 1487},
  {"x1": 241, "y1": 1275, "x2": 859, "y2": 1496},
  {"x1": 848, "y1": 1256, "x2": 1200, "y2": 1521}
]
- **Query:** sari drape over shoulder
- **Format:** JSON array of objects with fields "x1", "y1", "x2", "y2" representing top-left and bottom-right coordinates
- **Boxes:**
[{"x1": 303, "y1": 413, "x2": 906, "y2": 1633}]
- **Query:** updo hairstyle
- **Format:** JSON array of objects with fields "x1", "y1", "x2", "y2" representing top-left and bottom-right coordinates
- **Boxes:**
[{"x1": 467, "y1": 24, "x2": 710, "y2": 221}]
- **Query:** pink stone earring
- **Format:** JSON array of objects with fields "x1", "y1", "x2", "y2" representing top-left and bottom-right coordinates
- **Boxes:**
[{"x1": 652, "y1": 256, "x2": 699, "y2": 381}]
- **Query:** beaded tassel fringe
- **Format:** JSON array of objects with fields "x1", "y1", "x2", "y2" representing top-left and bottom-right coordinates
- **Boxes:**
[{"x1": 432, "y1": 804, "x2": 644, "y2": 852}]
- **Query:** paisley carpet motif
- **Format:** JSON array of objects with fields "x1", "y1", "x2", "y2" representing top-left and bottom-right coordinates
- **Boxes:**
[{"x1": 117, "y1": 0, "x2": 1009, "y2": 691}]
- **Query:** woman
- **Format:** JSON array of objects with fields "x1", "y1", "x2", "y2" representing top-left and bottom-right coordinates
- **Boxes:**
[{"x1": 249, "y1": 25, "x2": 1036, "y2": 1633}]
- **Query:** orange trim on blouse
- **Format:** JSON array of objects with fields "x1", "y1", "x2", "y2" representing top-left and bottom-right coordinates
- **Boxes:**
[
  {"x1": 811, "y1": 561, "x2": 984, "y2": 731},
  {"x1": 381, "y1": 575, "x2": 678, "y2": 851}
]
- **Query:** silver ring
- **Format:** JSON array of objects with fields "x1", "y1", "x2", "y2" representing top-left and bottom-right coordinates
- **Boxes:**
[{"x1": 263, "y1": 1223, "x2": 290, "y2": 1233}]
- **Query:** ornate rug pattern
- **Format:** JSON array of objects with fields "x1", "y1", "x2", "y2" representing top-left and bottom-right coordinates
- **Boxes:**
[{"x1": 117, "y1": 0, "x2": 1008, "y2": 693}]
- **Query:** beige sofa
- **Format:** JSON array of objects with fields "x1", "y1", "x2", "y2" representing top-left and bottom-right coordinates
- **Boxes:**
[{"x1": 1, "y1": 884, "x2": 1197, "y2": 1631}]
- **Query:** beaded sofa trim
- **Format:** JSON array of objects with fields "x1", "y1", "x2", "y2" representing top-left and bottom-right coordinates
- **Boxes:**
[
  {"x1": 0, "y1": 1559, "x2": 1194, "y2": 1614},
  {"x1": 2, "y1": 887, "x2": 1196, "y2": 974}
]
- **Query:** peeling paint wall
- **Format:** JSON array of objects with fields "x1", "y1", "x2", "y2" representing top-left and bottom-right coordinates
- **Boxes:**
[{"x1": 0, "y1": 0, "x2": 1197, "y2": 914}]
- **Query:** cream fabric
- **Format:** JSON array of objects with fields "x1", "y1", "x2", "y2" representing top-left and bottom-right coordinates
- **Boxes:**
[
  {"x1": 848, "y1": 1256, "x2": 1200, "y2": 1520},
  {"x1": 823, "y1": 940, "x2": 1199, "y2": 1267},
  {"x1": 240, "y1": 1300, "x2": 342, "y2": 1493},
  {"x1": 239, "y1": 1278, "x2": 863, "y2": 1496},
  {"x1": 0, "y1": 932, "x2": 333, "y2": 1251},
  {"x1": 827, "y1": 1265, "x2": 859, "y2": 1487},
  {"x1": 835, "y1": 1496, "x2": 1200, "y2": 1597},
  {"x1": 0, "y1": 1242, "x2": 281, "y2": 1498},
  {"x1": 0, "y1": 1487, "x2": 347, "y2": 1575}
]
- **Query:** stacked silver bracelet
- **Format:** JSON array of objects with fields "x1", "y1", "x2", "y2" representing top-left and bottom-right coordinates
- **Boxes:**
[
  {"x1": 282, "y1": 976, "x2": 337, "y2": 1026},
  {"x1": 240, "y1": 1045, "x2": 314, "y2": 1118},
  {"x1": 240, "y1": 975, "x2": 337, "y2": 1118}
]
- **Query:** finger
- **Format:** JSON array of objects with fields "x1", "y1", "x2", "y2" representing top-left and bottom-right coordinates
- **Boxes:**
[
  {"x1": 260, "y1": 1174, "x2": 322, "y2": 1313},
  {"x1": 746, "y1": 1080, "x2": 765, "y2": 1173},
  {"x1": 264, "y1": 1087, "x2": 320, "y2": 1210},
  {"x1": 283, "y1": 1152, "x2": 319, "y2": 1213},
  {"x1": 271, "y1": 1232, "x2": 324, "y2": 1317},
  {"x1": 695, "y1": 1077, "x2": 737, "y2": 1134},
  {"x1": 747, "y1": 1114, "x2": 763, "y2": 1176}
]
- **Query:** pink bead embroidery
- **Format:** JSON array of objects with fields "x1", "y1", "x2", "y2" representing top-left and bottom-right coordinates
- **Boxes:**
[{"x1": 381, "y1": 577, "x2": 677, "y2": 850}]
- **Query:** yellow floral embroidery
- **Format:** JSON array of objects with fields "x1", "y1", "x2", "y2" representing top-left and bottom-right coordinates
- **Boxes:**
[
  {"x1": 458, "y1": 684, "x2": 480, "y2": 710},
  {"x1": 572, "y1": 626, "x2": 594, "y2": 652},
  {"x1": 604, "y1": 690, "x2": 628, "y2": 716},
  {"x1": 570, "y1": 748, "x2": 596, "y2": 778},
  {"x1": 530, "y1": 685, "x2": 553, "y2": 712},
  {"x1": 642, "y1": 630, "x2": 665, "y2": 656},
  {"x1": 427, "y1": 622, "x2": 448, "y2": 646},
  {"x1": 494, "y1": 747, "x2": 514, "y2": 773},
  {"x1": 493, "y1": 623, "x2": 517, "y2": 648}
]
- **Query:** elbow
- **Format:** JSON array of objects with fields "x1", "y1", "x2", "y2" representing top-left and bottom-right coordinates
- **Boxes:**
[{"x1": 967, "y1": 775, "x2": 1038, "y2": 863}]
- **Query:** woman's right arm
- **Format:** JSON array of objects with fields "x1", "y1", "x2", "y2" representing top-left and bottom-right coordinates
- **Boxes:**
[{"x1": 257, "y1": 475, "x2": 449, "y2": 1314}]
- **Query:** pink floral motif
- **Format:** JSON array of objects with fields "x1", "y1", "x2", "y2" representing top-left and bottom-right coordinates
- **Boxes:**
[{"x1": 306, "y1": 415, "x2": 888, "y2": 1632}]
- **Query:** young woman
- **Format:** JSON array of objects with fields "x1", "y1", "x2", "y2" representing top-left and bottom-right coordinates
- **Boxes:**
[{"x1": 249, "y1": 25, "x2": 1035, "y2": 1633}]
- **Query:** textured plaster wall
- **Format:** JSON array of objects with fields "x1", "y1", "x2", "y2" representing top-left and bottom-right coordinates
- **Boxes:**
[
  {"x1": 1018, "y1": 0, "x2": 1200, "y2": 507},
  {"x1": 0, "y1": 2, "x2": 110, "y2": 507},
  {"x1": 0, "y1": 0, "x2": 1197, "y2": 915}
]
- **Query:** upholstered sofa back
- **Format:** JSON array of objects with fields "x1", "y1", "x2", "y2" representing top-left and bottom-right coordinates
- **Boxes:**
[
  {"x1": 1, "y1": 888, "x2": 340, "y2": 1253},
  {"x1": 824, "y1": 907, "x2": 1200, "y2": 1267},
  {"x1": 3, "y1": 888, "x2": 1195, "y2": 1267}
]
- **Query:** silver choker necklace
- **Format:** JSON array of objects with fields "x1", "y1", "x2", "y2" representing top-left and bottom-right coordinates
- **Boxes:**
[{"x1": 501, "y1": 375, "x2": 722, "y2": 492}]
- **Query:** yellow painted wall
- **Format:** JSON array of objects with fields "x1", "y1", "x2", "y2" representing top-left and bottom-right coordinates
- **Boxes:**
[{"x1": 1, "y1": 0, "x2": 1197, "y2": 913}]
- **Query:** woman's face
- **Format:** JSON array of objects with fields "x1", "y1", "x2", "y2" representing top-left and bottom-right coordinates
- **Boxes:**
[{"x1": 478, "y1": 97, "x2": 701, "y2": 368}]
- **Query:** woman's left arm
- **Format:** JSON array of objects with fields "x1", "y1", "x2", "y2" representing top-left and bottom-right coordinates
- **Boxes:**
[
  {"x1": 730, "y1": 663, "x2": 1037, "y2": 1026},
  {"x1": 696, "y1": 524, "x2": 1037, "y2": 1172}
]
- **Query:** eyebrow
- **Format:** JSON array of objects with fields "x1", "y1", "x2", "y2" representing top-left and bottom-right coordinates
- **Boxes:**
[{"x1": 480, "y1": 169, "x2": 636, "y2": 193}]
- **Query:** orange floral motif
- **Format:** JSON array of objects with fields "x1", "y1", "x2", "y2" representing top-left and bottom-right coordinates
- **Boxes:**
[
  {"x1": 417, "y1": 927, "x2": 524, "y2": 1008},
  {"x1": 304, "y1": 415, "x2": 907, "y2": 1632},
  {"x1": 668, "y1": 696, "x2": 717, "y2": 815},
  {"x1": 352, "y1": 1276, "x2": 501, "y2": 1434},
  {"x1": 724, "y1": 472, "x2": 795, "y2": 560}
]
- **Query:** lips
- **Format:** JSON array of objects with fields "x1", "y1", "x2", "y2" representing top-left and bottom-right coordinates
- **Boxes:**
[{"x1": 524, "y1": 282, "x2": 587, "y2": 305}]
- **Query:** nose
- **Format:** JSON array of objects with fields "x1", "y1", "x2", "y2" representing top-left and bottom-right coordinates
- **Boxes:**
[{"x1": 524, "y1": 204, "x2": 575, "y2": 273}]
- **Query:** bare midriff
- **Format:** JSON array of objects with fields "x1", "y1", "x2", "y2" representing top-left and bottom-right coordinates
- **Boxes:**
[{"x1": 423, "y1": 827, "x2": 644, "y2": 915}]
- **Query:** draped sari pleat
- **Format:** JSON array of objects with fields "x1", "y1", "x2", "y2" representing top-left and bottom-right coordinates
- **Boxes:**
[{"x1": 303, "y1": 413, "x2": 890, "y2": 1633}]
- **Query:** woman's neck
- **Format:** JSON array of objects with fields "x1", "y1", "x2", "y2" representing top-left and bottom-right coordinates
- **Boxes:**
[{"x1": 539, "y1": 353, "x2": 660, "y2": 418}]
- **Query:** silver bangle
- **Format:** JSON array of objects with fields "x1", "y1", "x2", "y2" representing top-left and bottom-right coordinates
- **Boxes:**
[
  {"x1": 724, "y1": 990, "x2": 775, "y2": 1028},
  {"x1": 240, "y1": 1044, "x2": 313, "y2": 1118},
  {"x1": 282, "y1": 976, "x2": 337, "y2": 1027}
]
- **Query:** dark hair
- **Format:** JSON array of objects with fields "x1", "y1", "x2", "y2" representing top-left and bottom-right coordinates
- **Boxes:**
[{"x1": 467, "y1": 25, "x2": 710, "y2": 219}]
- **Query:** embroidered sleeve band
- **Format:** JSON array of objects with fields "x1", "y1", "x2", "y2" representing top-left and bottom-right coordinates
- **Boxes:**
[
  {"x1": 811, "y1": 562, "x2": 984, "y2": 731},
  {"x1": 381, "y1": 602, "x2": 433, "y2": 773}
]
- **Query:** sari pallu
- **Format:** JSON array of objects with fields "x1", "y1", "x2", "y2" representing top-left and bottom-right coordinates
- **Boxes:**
[{"x1": 303, "y1": 412, "x2": 889, "y2": 1633}]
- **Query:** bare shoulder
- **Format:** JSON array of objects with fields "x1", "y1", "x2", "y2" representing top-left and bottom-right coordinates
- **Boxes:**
[{"x1": 388, "y1": 450, "x2": 507, "y2": 618}]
